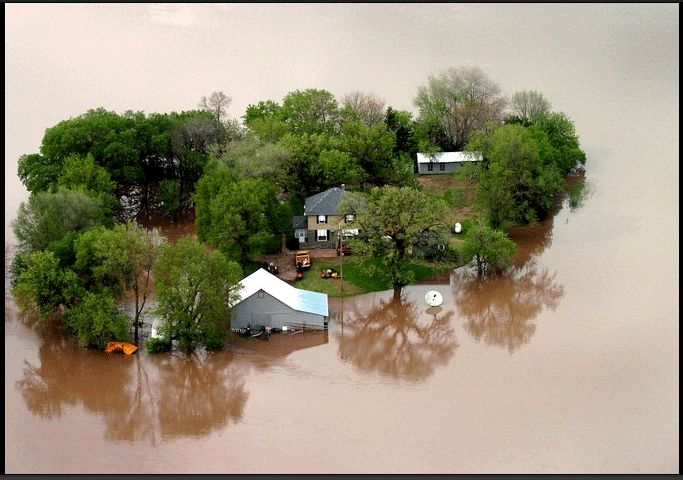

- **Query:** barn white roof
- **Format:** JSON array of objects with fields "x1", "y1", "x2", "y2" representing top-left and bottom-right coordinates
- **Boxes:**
[
  {"x1": 416, "y1": 151, "x2": 482, "y2": 164},
  {"x1": 232, "y1": 268, "x2": 329, "y2": 317}
]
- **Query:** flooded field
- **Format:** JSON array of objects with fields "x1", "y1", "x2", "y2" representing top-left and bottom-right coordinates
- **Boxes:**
[{"x1": 5, "y1": 4, "x2": 678, "y2": 474}]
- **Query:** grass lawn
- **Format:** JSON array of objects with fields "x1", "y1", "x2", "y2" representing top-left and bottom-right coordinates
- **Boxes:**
[{"x1": 297, "y1": 256, "x2": 448, "y2": 296}]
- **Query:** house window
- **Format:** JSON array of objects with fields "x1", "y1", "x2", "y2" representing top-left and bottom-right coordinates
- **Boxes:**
[
  {"x1": 317, "y1": 230, "x2": 328, "y2": 242},
  {"x1": 317, "y1": 215, "x2": 327, "y2": 224},
  {"x1": 427, "y1": 162, "x2": 434, "y2": 171},
  {"x1": 345, "y1": 214, "x2": 354, "y2": 222},
  {"x1": 439, "y1": 163, "x2": 445, "y2": 171}
]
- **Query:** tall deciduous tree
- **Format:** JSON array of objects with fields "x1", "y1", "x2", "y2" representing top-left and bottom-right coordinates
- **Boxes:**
[
  {"x1": 414, "y1": 66, "x2": 506, "y2": 150},
  {"x1": 509, "y1": 90, "x2": 551, "y2": 123},
  {"x1": 12, "y1": 250, "x2": 83, "y2": 318},
  {"x1": 342, "y1": 186, "x2": 446, "y2": 288},
  {"x1": 75, "y1": 222, "x2": 164, "y2": 341},
  {"x1": 153, "y1": 236, "x2": 242, "y2": 350},
  {"x1": 280, "y1": 89, "x2": 340, "y2": 135},
  {"x1": 342, "y1": 91, "x2": 386, "y2": 126},
  {"x1": 198, "y1": 91, "x2": 232, "y2": 123},
  {"x1": 12, "y1": 189, "x2": 106, "y2": 253},
  {"x1": 468, "y1": 124, "x2": 563, "y2": 228}
]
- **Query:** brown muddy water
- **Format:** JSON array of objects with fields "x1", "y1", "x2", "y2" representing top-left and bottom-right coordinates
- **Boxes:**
[{"x1": 5, "y1": 4, "x2": 678, "y2": 474}]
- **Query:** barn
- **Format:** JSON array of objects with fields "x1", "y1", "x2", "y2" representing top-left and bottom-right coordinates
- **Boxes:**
[{"x1": 230, "y1": 268, "x2": 329, "y2": 331}]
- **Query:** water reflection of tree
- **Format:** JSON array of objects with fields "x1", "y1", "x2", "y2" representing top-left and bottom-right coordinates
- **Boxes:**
[
  {"x1": 16, "y1": 327, "x2": 247, "y2": 443},
  {"x1": 453, "y1": 261, "x2": 565, "y2": 353},
  {"x1": 336, "y1": 288, "x2": 458, "y2": 381}
]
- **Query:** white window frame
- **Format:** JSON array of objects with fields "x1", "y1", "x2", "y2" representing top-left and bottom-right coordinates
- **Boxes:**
[
  {"x1": 427, "y1": 162, "x2": 434, "y2": 171},
  {"x1": 439, "y1": 163, "x2": 445, "y2": 171},
  {"x1": 345, "y1": 214, "x2": 354, "y2": 222},
  {"x1": 317, "y1": 215, "x2": 327, "y2": 224},
  {"x1": 317, "y1": 229, "x2": 328, "y2": 242}
]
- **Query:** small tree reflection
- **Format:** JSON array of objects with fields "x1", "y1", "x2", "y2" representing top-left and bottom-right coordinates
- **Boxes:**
[{"x1": 336, "y1": 288, "x2": 458, "y2": 381}]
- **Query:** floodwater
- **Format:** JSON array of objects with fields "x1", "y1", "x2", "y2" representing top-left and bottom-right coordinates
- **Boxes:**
[{"x1": 5, "y1": 4, "x2": 678, "y2": 474}]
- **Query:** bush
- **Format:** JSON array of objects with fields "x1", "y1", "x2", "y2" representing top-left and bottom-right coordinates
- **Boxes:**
[
  {"x1": 64, "y1": 292, "x2": 130, "y2": 348},
  {"x1": 145, "y1": 337, "x2": 172, "y2": 353}
]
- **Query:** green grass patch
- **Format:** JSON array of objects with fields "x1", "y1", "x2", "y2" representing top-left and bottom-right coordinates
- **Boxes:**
[{"x1": 298, "y1": 256, "x2": 449, "y2": 296}]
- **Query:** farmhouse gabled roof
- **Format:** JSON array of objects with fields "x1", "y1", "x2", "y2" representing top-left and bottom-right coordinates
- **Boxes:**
[
  {"x1": 232, "y1": 268, "x2": 329, "y2": 317},
  {"x1": 304, "y1": 187, "x2": 348, "y2": 216},
  {"x1": 416, "y1": 151, "x2": 483, "y2": 164}
]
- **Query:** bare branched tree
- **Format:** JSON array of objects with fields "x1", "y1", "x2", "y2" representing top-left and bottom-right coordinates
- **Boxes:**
[
  {"x1": 510, "y1": 90, "x2": 551, "y2": 122},
  {"x1": 342, "y1": 91, "x2": 386, "y2": 126},
  {"x1": 415, "y1": 66, "x2": 506, "y2": 149},
  {"x1": 198, "y1": 91, "x2": 232, "y2": 123}
]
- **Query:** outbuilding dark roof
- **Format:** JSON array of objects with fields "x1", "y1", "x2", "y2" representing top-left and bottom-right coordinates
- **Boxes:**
[
  {"x1": 304, "y1": 187, "x2": 348, "y2": 216},
  {"x1": 292, "y1": 215, "x2": 306, "y2": 229}
]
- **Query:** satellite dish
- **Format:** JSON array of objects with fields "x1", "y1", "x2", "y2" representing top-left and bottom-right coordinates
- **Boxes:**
[
  {"x1": 454, "y1": 223, "x2": 463, "y2": 234},
  {"x1": 425, "y1": 290, "x2": 443, "y2": 307}
]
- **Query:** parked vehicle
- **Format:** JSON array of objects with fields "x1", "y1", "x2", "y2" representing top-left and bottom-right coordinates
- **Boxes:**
[{"x1": 295, "y1": 250, "x2": 311, "y2": 270}]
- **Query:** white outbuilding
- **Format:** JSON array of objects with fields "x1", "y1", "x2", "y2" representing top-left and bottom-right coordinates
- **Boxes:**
[{"x1": 230, "y1": 268, "x2": 329, "y2": 331}]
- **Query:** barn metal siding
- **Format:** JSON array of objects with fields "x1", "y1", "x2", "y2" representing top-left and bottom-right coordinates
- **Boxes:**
[{"x1": 231, "y1": 290, "x2": 327, "y2": 331}]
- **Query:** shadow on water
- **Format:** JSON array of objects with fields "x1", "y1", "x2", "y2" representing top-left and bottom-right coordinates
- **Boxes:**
[
  {"x1": 452, "y1": 213, "x2": 566, "y2": 353},
  {"x1": 333, "y1": 288, "x2": 458, "y2": 382}
]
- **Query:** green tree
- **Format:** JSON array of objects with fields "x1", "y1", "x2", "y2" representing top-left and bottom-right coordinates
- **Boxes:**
[
  {"x1": 343, "y1": 186, "x2": 447, "y2": 288},
  {"x1": 529, "y1": 112, "x2": 586, "y2": 175},
  {"x1": 216, "y1": 135, "x2": 291, "y2": 184},
  {"x1": 202, "y1": 177, "x2": 279, "y2": 264},
  {"x1": 56, "y1": 153, "x2": 117, "y2": 194},
  {"x1": 152, "y1": 236, "x2": 242, "y2": 350},
  {"x1": 12, "y1": 189, "x2": 106, "y2": 253},
  {"x1": 64, "y1": 292, "x2": 131, "y2": 348},
  {"x1": 243, "y1": 100, "x2": 288, "y2": 142},
  {"x1": 12, "y1": 250, "x2": 83, "y2": 318},
  {"x1": 468, "y1": 124, "x2": 563, "y2": 228},
  {"x1": 414, "y1": 66, "x2": 506, "y2": 150},
  {"x1": 280, "y1": 89, "x2": 340, "y2": 135},
  {"x1": 56, "y1": 153, "x2": 119, "y2": 219},
  {"x1": 339, "y1": 120, "x2": 396, "y2": 185},
  {"x1": 158, "y1": 179, "x2": 181, "y2": 220},
  {"x1": 74, "y1": 222, "x2": 164, "y2": 341},
  {"x1": 461, "y1": 221, "x2": 516, "y2": 276}
]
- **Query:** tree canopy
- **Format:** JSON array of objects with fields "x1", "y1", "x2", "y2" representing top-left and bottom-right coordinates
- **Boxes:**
[
  {"x1": 342, "y1": 186, "x2": 446, "y2": 288},
  {"x1": 152, "y1": 236, "x2": 242, "y2": 350}
]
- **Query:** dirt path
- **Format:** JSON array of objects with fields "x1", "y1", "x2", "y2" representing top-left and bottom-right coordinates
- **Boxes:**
[{"x1": 259, "y1": 249, "x2": 338, "y2": 282}]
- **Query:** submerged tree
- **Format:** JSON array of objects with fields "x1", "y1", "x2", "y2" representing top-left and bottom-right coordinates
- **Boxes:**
[
  {"x1": 152, "y1": 236, "x2": 242, "y2": 350},
  {"x1": 461, "y1": 220, "x2": 516, "y2": 276},
  {"x1": 74, "y1": 222, "x2": 164, "y2": 342},
  {"x1": 342, "y1": 186, "x2": 446, "y2": 288}
]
